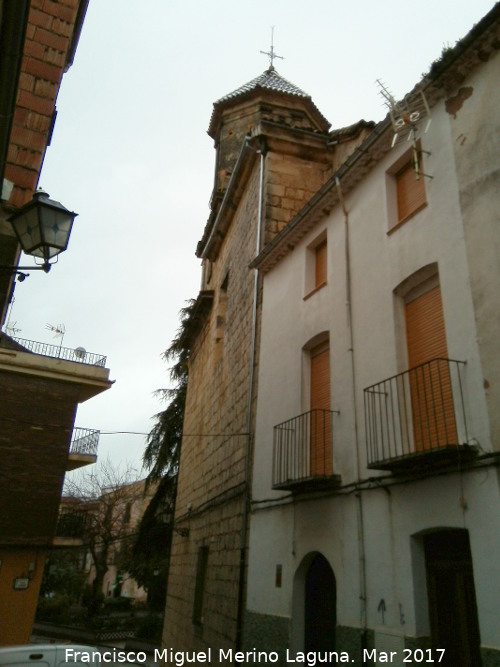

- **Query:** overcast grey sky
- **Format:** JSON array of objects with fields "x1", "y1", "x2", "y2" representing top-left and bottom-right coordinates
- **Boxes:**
[{"x1": 5, "y1": 0, "x2": 496, "y2": 473}]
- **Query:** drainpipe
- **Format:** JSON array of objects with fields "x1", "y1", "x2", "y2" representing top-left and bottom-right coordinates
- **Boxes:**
[
  {"x1": 336, "y1": 177, "x2": 368, "y2": 657},
  {"x1": 235, "y1": 140, "x2": 266, "y2": 651}
]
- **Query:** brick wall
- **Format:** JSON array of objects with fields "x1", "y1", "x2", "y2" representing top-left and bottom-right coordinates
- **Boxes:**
[
  {"x1": 0, "y1": 371, "x2": 79, "y2": 543},
  {"x1": 4, "y1": 0, "x2": 81, "y2": 209}
]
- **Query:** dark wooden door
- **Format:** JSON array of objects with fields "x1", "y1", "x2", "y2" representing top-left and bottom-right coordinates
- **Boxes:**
[
  {"x1": 424, "y1": 530, "x2": 481, "y2": 667},
  {"x1": 305, "y1": 554, "x2": 336, "y2": 653}
]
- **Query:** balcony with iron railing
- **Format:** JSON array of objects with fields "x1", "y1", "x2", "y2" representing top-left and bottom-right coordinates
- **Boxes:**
[
  {"x1": 364, "y1": 358, "x2": 477, "y2": 472},
  {"x1": 273, "y1": 409, "x2": 341, "y2": 492},
  {"x1": 55, "y1": 510, "x2": 87, "y2": 540},
  {"x1": 67, "y1": 427, "x2": 100, "y2": 471},
  {"x1": 11, "y1": 336, "x2": 106, "y2": 367}
]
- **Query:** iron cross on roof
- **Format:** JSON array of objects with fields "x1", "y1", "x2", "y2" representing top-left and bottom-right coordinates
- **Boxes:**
[{"x1": 260, "y1": 26, "x2": 284, "y2": 70}]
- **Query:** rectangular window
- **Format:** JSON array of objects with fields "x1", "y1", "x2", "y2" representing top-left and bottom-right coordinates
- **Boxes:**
[
  {"x1": 193, "y1": 546, "x2": 209, "y2": 625},
  {"x1": 315, "y1": 239, "x2": 327, "y2": 288},
  {"x1": 396, "y1": 157, "x2": 426, "y2": 223},
  {"x1": 305, "y1": 232, "x2": 327, "y2": 298},
  {"x1": 123, "y1": 502, "x2": 131, "y2": 525},
  {"x1": 405, "y1": 283, "x2": 456, "y2": 451},
  {"x1": 310, "y1": 341, "x2": 331, "y2": 476}
]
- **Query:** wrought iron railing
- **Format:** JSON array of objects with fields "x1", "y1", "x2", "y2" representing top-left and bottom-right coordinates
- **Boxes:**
[
  {"x1": 273, "y1": 409, "x2": 338, "y2": 489},
  {"x1": 70, "y1": 427, "x2": 100, "y2": 457},
  {"x1": 11, "y1": 336, "x2": 106, "y2": 367},
  {"x1": 55, "y1": 510, "x2": 86, "y2": 539},
  {"x1": 364, "y1": 358, "x2": 469, "y2": 469}
]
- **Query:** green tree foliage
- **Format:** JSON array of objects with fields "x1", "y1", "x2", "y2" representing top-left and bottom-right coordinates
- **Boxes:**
[
  {"x1": 129, "y1": 300, "x2": 196, "y2": 609},
  {"x1": 142, "y1": 299, "x2": 194, "y2": 483},
  {"x1": 39, "y1": 549, "x2": 87, "y2": 601},
  {"x1": 125, "y1": 475, "x2": 176, "y2": 611}
]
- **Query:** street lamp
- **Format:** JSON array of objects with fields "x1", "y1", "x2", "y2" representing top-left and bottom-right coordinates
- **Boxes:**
[{"x1": 1, "y1": 189, "x2": 77, "y2": 280}]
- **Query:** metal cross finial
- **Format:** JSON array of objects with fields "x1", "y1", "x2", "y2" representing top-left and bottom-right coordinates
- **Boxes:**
[{"x1": 260, "y1": 26, "x2": 284, "y2": 70}]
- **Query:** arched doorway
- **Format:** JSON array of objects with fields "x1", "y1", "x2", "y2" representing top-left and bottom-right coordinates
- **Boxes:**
[{"x1": 304, "y1": 553, "x2": 336, "y2": 652}]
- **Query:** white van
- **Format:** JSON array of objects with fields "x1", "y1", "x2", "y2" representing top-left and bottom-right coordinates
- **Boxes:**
[
  {"x1": 0, "y1": 645, "x2": 96, "y2": 667},
  {"x1": 0, "y1": 645, "x2": 146, "y2": 667}
]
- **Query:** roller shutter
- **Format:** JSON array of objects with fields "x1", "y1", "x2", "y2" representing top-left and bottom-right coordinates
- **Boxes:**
[
  {"x1": 405, "y1": 285, "x2": 457, "y2": 450},
  {"x1": 397, "y1": 160, "x2": 426, "y2": 222},
  {"x1": 310, "y1": 343, "x2": 331, "y2": 475},
  {"x1": 315, "y1": 240, "x2": 327, "y2": 288}
]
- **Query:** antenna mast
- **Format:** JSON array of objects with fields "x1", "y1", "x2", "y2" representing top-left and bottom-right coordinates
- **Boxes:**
[
  {"x1": 46, "y1": 322, "x2": 66, "y2": 356},
  {"x1": 376, "y1": 78, "x2": 433, "y2": 179}
]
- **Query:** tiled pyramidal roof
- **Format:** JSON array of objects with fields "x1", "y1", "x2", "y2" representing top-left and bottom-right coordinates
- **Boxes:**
[
  {"x1": 208, "y1": 66, "x2": 330, "y2": 138},
  {"x1": 215, "y1": 67, "x2": 310, "y2": 103}
]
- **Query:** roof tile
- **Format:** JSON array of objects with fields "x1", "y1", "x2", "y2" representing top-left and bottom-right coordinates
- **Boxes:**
[{"x1": 215, "y1": 66, "x2": 310, "y2": 103}]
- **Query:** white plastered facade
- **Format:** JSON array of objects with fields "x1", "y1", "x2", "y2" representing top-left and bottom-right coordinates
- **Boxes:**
[{"x1": 247, "y1": 45, "x2": 500, "y2": 655}]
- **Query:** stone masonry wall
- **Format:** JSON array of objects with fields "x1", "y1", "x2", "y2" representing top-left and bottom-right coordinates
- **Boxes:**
[
  {"x1": 164, "y1": 138, "x2": 335, "y2": 652},
  {"x1": 164, "y1": 164, "x2": 261, "y2": 650},
  {"x1": 264, "y1": 152, "x2": 330, "y2": 243}
]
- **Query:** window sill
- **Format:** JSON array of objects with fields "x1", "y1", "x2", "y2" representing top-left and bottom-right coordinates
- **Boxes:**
[
  {"x1": 387, "y1": 202, "x2": 427, "y2": 235},
  {"x1": 304, "y1": 281, "x2": 327, "y2": 301}
]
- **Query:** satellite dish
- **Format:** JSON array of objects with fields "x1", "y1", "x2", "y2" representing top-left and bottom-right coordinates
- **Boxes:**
[{"x1": 74, "y1": 346, "x2": 87, "y2": 360}]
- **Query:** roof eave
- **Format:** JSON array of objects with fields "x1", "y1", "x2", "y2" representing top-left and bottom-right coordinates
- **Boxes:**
[
  {"x1": 251, "y1": 3, "x2": 500, "y2": 274},
  {"x1": 197, "y1": 138, "x2": 260, "y2": 259},
  {"x1": 208, "y1": 86, "x2": 330, "y2": 139},
  {"x1": 250, "y1": 116, "x2": 393, "y2": 273}
]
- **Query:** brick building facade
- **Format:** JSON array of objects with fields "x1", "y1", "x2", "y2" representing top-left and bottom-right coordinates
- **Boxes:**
[
  {"x1": 1, "y1": 0, "x2": 87, "y2": 321},
  {"x1": 0, "y1": 0, "x2": 113, "y2": 645}
]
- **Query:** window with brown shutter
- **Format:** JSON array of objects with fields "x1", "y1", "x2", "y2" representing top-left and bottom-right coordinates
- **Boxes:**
[
  {"x1": 405, "y1": 284, "x2": 457, "y2": 451},
  {"x1": 315, "y1": 239, "x2": 327, "y2": 288},
  {"x1": 310, "y1": 342, "x2": 331, "y2": 476},
  {"x1": 396, "y1": 158, "x2": 426, "y2": 223},
  {"x1": 304, "y1": 233, "x2": 327, "y2": 298}
]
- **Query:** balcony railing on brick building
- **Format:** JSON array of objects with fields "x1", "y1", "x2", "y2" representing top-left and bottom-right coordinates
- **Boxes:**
[
  {"x1": 273, "y1": 409, "x2": 341, "y2": 492},
  {"x1": 12, "y1": 336, "x2": 106, "y2": 367},
  {"x1": 55, "y1": 510, "x2": 87, "y2": 539},
  {"x1": 70, "y1": 428, "x2": 100, "y2": 457},
  {"x1": 364, "y1": 358, "x2": 477, "y2": 472}
]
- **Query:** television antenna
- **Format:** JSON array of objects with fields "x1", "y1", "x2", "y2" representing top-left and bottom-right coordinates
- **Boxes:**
[
  {"x1": 5, "y1": 321, "x2": 21, "y2": 337},
  {"x1": 377, "y1": 79, "x2": 432, "y2": 143},
  {"x1": 46, "y1": 322, "x2": 66, "y2": 355},
  {"x1": 3, "y1": 296, "x2": 18, "y2": 336},
  {"x1": 376, "y1": 79, "x2": 433, "y2": 179}
]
